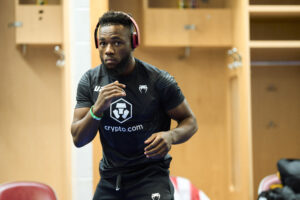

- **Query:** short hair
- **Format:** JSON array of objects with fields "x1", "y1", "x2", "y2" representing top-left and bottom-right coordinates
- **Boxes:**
[{"x1": 98, "y1": 11, "x2": 134, "y2": 32}]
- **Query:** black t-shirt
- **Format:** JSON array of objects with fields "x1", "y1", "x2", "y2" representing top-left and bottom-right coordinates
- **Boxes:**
[{"x1": 75, "y1": 58, "x2": 185, "y2": 175}]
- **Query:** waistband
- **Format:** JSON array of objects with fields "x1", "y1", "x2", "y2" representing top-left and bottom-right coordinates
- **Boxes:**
[{"x1": 100, "y1": 158, "x2": 172, "y2": 191}]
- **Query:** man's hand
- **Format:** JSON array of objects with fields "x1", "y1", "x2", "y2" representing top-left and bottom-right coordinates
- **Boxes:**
[
  {"x1": 70, "y1": 80, "x2": 126, "y2": 147},
  {"x1": 144, "y1": 132, "x2": 173, "y2": 159},
  {"x1": 93, "y1": 81, "x2": 126, "y2": 115}
]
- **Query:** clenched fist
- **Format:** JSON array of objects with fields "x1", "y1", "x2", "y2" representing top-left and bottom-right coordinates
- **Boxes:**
[{"x1": 93, "y1": 81, "x2": 126, "y2": 116}]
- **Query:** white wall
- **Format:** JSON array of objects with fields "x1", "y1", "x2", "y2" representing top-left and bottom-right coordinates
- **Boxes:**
[{"x1": 69, "y1": 0, "x2": 93, "y2": 199}]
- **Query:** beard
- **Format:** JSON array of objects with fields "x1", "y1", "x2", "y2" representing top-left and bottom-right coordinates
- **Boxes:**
[{"x1": 101, "y1": 54, "x2": 131, "y2": 77}]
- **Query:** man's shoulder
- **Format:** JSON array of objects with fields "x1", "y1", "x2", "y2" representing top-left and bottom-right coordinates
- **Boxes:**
[
  {"x1": 84, "y1": 65, "x2": 103, "y2": 78},
  {"x1": 136, "y1": 58, "x2": 168, "y2": 78},
  {"x1": 80, "y1": 65, "x2": 106, "y2": 84}
]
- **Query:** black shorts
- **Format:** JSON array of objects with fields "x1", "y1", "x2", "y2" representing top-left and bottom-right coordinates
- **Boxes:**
[{"x1": 93, "y1": 163, "x2": 174, "y2": 200}]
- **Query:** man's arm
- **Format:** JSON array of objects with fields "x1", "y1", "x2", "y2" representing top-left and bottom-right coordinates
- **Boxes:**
[
  {"x1": 144, "y1": 99, "x2": 198, "y2": 159},
  {"x1": 71, "y1": 81, "x2": 126, "y2": 147},
  {"x1": 71, "y1": 107, "x2": 101, "y2": 147}
]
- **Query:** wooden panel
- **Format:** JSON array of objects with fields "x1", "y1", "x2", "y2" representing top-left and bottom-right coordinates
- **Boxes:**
[
  {"x1": 249, "y1": 5, "x2": 300, "y2": 17},
  {"x1": 146, "y1": 0, "x2": 226, "y2": 8},
  {"x1": 0, "y1": 1, "x2": 67, "y2": 200},
  {"x1": 143, "y1": 9, "x2": 232, "y2": 47},
  {"x1": 250, "y1": 41, "x2": 300, "y2": 48},
  {"x1": 16, "y1": 5, "x2": 62, "y2": 44},
  {"x1": 251, "y1": 66, "x2": 300, "y2": 199},
  {"x1": 144, "y1": 9, "x2": 189, "y2": 46},
  {"x1": 190, "y1": 9, "x2": 232, "y2": 47},
  {"x1": 226, "y1": 0, "x2": 253, "y2": 200},
  {"x1": 228, "y1": 77, "x2": 241, "y2": 191},
  {"x1": 250, "y1": 0, "x2": 300, "y2": 5}
]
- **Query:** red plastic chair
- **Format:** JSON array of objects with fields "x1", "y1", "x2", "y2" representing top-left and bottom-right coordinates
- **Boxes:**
[
  {"x1": 0, "y1": 181, "x2": 57, "y2": 200},
  {"x1": 170, "y1": 176, "x2": 210, "y2": 200}
]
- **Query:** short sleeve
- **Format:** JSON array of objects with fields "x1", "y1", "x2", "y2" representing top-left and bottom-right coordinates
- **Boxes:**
[
  {"x1": 156, "y1": 70, "x2": 185, "y2": 111},
  {"x1": 75, "y1": 71, "x2": 93, "y2": 108}
]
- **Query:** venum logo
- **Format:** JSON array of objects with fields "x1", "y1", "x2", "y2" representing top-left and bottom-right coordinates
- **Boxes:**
[
  {"x1": 139, "y1": 85, "x2": 148, "y2": 94},
  {"x1": 110, "y1": 98, "x2": 132, "y2": 123},
  {"x1": 151, "y1": 193, "x2": 161, "y2": 200}
]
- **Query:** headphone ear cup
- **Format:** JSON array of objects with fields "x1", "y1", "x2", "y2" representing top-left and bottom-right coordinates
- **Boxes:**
[
  {"x1": 95, "y1": 38, "x2": 99, "y2": 48},
  {"x1": 131, "y1": 32, "x2": 138, "y2": 49},
  {"x1": 94, "y1": 22, "x2": 100, "y2": 49}
]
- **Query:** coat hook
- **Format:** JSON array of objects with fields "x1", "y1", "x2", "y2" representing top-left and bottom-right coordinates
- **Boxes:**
[
  {"x1": 21, "y1": 44, "x2": 27, "y2": 55},
  {"x1": 178, "y1": 47, "x2": 191, "y2": 60},
  {"x1": 54, "y1": 45, "x2": 65, "y2": 67},
  {"x1": 227, "y1": 47, "x2": 242, "y2": 69}
]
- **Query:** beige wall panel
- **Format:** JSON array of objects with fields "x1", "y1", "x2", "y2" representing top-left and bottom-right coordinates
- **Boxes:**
[
  {"x1": 252, "y1": 66, "x2": 300, "y2": 199},
  {"x1": 15, "y1": 5, "x2": 62, "y2": 44},
  {"x1": 226, "y1": 0, "x2": 253, "y2": 200},
  {"x1": 0, "y1": 1, "x2": 69, "y2": 199},
  {"x1": 143, "y1": 9, "x2": 232, "y2": 47}
]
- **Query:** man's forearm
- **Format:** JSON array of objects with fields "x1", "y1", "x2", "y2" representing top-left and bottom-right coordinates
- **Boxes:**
[
  {"x1": 71, "y1": 111, "x2": 101, "y2": 147},
  {"x1": 170, "y1": 116, "x2": 198, "y2": 144}
]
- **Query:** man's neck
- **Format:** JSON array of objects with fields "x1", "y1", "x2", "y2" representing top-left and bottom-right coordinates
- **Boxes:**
[{"x1": 122, "y1": 56, "x2": 136, "y2": 76}]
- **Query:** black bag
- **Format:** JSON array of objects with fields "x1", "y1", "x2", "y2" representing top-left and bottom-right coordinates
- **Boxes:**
[
  {"x1": 277, "y1": 159, "x2": 300, "y2": 193},
  {"x1": 258, "y1": 186, "x2": 300, "y2": 200}
]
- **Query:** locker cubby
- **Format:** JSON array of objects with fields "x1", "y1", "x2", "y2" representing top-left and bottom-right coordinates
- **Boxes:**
[
  {"x1": 19, "y1": 0, "x2": 60, "y2": 5},
  {"x1": 250, "y1": 1, "x2": 300, "y2": 196},
  {"x1": 250, "y1": 17, "x2": 300, "y2": 41},
  {"x1": 251, "y1": 48, "x2": 300, "y2": 62},
  {"x1": 146, "y1": 0, "x2": 227, "y2": 8},
  {"x1": 250, "y1": 0, "x2": 300, "y2": 5}
]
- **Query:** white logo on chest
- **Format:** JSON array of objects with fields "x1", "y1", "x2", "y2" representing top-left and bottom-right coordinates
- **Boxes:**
[
  {"x1": 110, "y1": 98, "x2": 132, "y2": 123},
  {"x1": 151, "y1": 193, "x2": 161, "y2": 200},
  {"x1": 139, "y1": 85, "x2": 148, "y2": 94}
]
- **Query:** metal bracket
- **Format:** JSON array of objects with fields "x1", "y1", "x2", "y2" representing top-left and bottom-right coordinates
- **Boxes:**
[
  {"x1": 184, "y1": 24, "x2": 196, "y2": 30},
  {"x1": 8, "y1": 21, "x2": 23, "y2": 28},
  {"x1": 178, "y1": 47, "x2": 191, "y2": 60}
]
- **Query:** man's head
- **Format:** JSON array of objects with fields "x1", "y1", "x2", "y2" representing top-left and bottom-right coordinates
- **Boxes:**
[{"x1": 95, "y1": 11, "x2": 139, "y2": 76}]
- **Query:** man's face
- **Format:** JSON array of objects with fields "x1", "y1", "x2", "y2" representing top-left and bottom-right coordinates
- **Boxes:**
[{"x1": 98, "y1": 24, "x2": 132, "y2": 76}]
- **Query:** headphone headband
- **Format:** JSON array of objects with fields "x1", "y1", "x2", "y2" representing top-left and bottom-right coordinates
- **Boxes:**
[{"x1": 94, "y1": 12, "x2": 140, "y2": 49}]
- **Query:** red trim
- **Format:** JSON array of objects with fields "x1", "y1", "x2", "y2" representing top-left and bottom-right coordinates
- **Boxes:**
[
  {"x1": 190, "y1": 183, "x2": 200, "y2": 200},
  {"x1": 170, "y1": 176, "x2": 178, "y2": 190}
]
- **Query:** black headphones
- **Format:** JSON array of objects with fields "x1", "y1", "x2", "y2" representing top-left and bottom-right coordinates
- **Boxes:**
[{"x1": 94, "y1": 12, "x2": 140, "y2": 49}]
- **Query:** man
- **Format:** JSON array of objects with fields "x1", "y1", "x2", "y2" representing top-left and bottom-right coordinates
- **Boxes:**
[{"x1": 71, "y1": 11, "x2": 198, "y2": 200}]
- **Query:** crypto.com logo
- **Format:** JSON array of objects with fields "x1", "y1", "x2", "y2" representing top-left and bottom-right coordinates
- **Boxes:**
[{"x1": 110, "y1": 98, "x2": 132, "y2": 123}]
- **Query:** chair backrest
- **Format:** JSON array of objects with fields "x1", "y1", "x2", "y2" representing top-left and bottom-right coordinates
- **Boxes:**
[
  {"x1": 0, "y1": 181, "x2": 57, "y2": 200},
  {"x1": 258, "y1": 174, "x2": 282, "y2": 194},
  {"x1": 170, "y1": 176, "x2": 210, "y2": 200}
]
